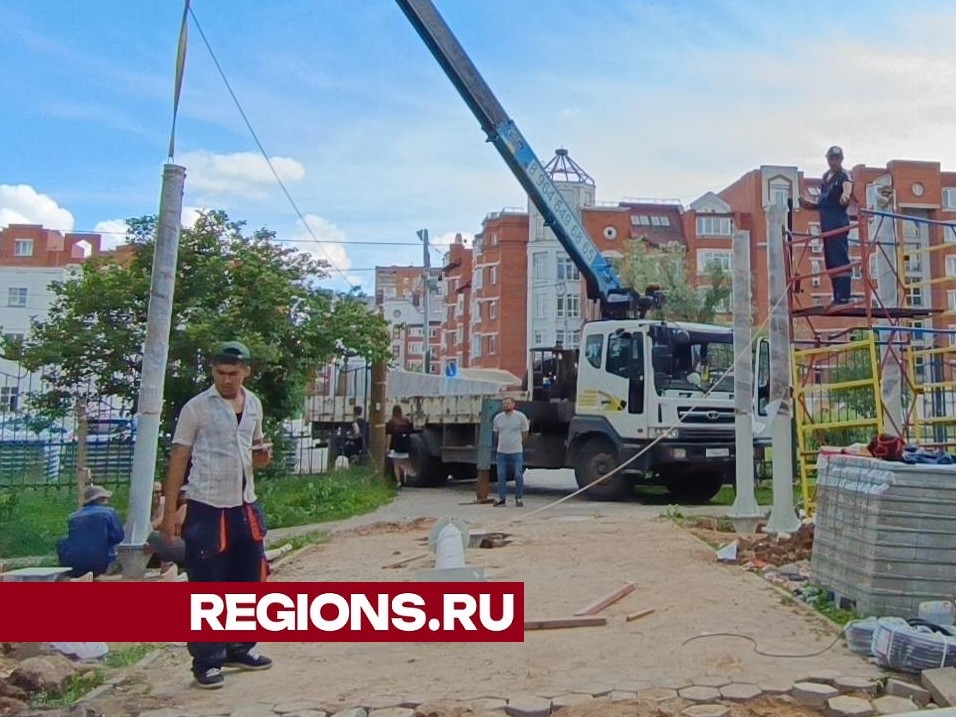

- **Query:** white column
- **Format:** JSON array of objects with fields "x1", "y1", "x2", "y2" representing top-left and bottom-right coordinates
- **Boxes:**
[
  {"x1": 765, "y1": 204, "x2": 801, "y2": 535},
  {"x1": 728, "y1": 230, "x2": 762, "y2": 530}
]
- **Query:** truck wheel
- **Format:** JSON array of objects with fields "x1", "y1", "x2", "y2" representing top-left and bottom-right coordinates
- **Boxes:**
[
  {"x1": 664, "y1": 470, "x2": 724, "y2": 504},
  {"x1": 574, "y1": 438, "x2": 631, "y2": 501},
  {"x1": 406, "y1": 433, "x2": 447, "y2": 487}
]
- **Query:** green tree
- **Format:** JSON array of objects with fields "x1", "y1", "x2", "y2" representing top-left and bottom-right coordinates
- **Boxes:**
[
  {"x1": 2, "y1": 210, "x2": 390, "y2": 457},
  {"x1": 616, "y1": 239, "x2": 732, "y2": 323}
]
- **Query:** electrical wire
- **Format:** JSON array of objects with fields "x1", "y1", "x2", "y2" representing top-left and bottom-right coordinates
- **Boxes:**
[
  {"x1": 680, "y1": 629, "x2": 848, "y2": 659},
  {"x1": 186, "y1": 6, "x2": 356, "y2": 289}
]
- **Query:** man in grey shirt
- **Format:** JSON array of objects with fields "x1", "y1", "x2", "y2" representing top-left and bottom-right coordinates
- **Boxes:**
[
  {"x1": 159, "y1": 340, "x2": 274, "y2": 690},
  {"x1": 492, "y1": 397, "x2": 529, "y2": 507}
]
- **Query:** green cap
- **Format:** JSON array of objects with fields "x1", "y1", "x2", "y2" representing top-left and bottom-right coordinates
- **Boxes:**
[{"x1": 212, "y1": 340, "x2": 252, "y2": 363}]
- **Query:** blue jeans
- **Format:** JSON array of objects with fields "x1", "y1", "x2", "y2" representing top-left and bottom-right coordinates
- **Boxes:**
[{"x1": 496, "y1": 452, "x2": 524, "y2": 500}]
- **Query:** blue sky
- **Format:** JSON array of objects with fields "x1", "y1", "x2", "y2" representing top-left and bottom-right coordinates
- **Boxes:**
[{"x1": 2, "y1": 0, "x2": 955, "y2": 293}]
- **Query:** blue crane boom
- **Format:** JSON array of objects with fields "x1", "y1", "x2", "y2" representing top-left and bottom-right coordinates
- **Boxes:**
[{"x1": 394, "y1": 0, "x2": 647, "y2": 319}]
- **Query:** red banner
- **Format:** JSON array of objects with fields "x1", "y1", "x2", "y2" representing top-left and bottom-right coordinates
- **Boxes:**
[{"x1": 0, "y1": 582, "x2": 524, "y2": 642}]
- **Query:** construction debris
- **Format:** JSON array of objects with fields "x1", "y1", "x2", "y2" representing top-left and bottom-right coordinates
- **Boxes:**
[
  {"x1": 524, "y1": 617, "x2": 607, "y2": 631},
  {"x1": 625, "y1": 609, "x2": 655, "y2": 623},
  {"x1": 574, "y1": 582, "x2": 635, "y2": 617}
]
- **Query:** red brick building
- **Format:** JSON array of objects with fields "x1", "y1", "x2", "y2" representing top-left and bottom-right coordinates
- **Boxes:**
[{"x1": 439, "y1": 233, "x2": 473, "y2": 371}]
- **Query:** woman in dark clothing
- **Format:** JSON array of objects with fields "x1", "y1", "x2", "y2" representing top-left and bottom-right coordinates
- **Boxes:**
[{"x1": 385, "y1": 405, "x2": 413, "y2": 487}]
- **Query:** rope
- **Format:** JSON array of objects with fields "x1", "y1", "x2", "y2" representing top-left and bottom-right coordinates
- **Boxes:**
[{"x1": 680, "y1": 629, "x2": 847, "y2": 659}]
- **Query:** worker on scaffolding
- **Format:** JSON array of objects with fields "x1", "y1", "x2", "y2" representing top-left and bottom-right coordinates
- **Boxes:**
[{"x1": 798, "y1": 146, "x2": 853, "y2": 306}]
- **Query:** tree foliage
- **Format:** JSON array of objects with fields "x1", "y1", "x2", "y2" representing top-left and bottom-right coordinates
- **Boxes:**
[
  {"x1": 3, "y1": 210, "x2": 390, "y2": 442},
  {"x1": 616, "y1": 239, "x2": 732, "y2": 323}
]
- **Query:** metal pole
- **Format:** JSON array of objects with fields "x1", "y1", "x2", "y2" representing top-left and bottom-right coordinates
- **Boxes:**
[
  {"x1": 419, "y1": 228, "x2": 431, "y2": 374},
  {"x1": 728, "y1": 230, "x2": 762, "y2": 532},
  {"x1": 369, "y1": 359, "x2": 388, "y2": 476},
  {"x1": 765, "y1": 204, "x2": 801, "y2": 536},
  {"x1": 120, "y1": 163, "x2": 186, "y2": 577}
]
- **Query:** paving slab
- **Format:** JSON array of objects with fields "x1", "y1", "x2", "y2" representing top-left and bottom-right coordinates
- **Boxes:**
[
  {"x1": 678, "y1": 686, "x2": 721, "y2": 703},
  {"x1": 232, "y1": 708, "x2": 277, "y2": 717},
  {"x1": 504, "y1": 696, "x2": 551, "y2": 717},
  {"x1": 835, "y1": 677, "x2": 879, "y2": 697},
  {"x1": 872, "y1": 695, "x2": 919, "y2": 715},
  {"x1": 637, "y1": 687, "x2": 679, "y2": 703},
  {"x1": 691, "y1": 676, "x2": 730, "y2": 689},
  {"x1": 363, "y1": 698, "x2": 406, "y2": 711},
  {"x1": 470, "y1": 699, "x2": 506, "y2": 712},
  {"x1": 656, "y1": 677, "x2": 692, "y2": 691},
  {"x1": 680, "y1": 707, "x2": 730, "y2": 717},
  {"x1": 331, "y1": 710, "x2": 367, "y2": 717},
  {"x1": 793, "y1": 682, "x2": 840, "y2": 709},
  {"x1": 826, "y1": 695, "x2": 874, "y2": 717},
  {"x1": 804, "y1": 669, "x2": 845, "y2": 686},
  {"x1": 550, "y1": 694, "x2": 592, "y2": 711},
  {"x1": 368, "y1": 710, "x2": 413, "y2": 717},
  {"x1": 924, "y1": 668, "x2": 956, "y2": 708},
  {"x1": 606, "y1": 691, "x2": 636, "y2": 702},
  {"x1": 886, "y1": 679, "x2": 932, "y2": 708},
  {"x1": 758, "y1": 681, "x2": 792, "y2": 696},
  {"x1": 275, "y1": 704, "x2": 324, "y2": 715},
  {"x1": 720, "y1": 684, "x2": 762, "y2": 702}
]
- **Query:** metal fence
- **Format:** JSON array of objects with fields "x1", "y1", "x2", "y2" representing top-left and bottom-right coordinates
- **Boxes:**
[{"x1": 0, "y1": 369, "x2": 336, "y2": 490}]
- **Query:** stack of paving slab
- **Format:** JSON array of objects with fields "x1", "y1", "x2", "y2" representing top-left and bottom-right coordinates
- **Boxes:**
[{"x1": 811, "y1": 453, "x2": 956, "y2": 618}]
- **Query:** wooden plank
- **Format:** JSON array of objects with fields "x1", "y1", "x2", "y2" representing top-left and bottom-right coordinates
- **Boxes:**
[
  {"x1": 574, "y1": 581, "x2": 636, "y2": 616},
  {"x1": 626, "y1": 608, "x2": 655, "y2": 622},
  {"x1": 524, "y1": 617, "x2": 607, "y2": 631},
  {"x1": 383, "y1": 552, "x2": 430, "y2": 569}
]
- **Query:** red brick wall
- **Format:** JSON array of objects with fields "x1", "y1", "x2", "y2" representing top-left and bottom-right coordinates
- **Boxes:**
[{"x1": 0, "y1": 225, "x2": 103, "y2": 267}]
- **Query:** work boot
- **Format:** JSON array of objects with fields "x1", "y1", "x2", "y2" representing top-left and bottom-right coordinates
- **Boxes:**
[
  {"x1": 516, "y1": 499, "x2": 524, "y2": 507},
  {"x1": 494, "y1": 498, "x2": 506, "y2": 507}
]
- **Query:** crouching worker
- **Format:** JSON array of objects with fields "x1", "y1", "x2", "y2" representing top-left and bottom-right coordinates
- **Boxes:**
[
  {"x1": 159, "y1": 340, "x2": 274, "y2": 690},
  {"x1": 56, "y1": 484, "x2": 124, "y2": 578}
]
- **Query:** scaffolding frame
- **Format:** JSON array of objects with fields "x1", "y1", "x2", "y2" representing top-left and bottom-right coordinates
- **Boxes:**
[{"x1": 783, "y1": 197, "x2": 956, "y2": 512}]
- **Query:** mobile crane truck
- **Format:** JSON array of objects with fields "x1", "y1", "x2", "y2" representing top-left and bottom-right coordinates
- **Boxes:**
[{"x1": 309, "y1": 0, "x2": 772, "y2": 502}]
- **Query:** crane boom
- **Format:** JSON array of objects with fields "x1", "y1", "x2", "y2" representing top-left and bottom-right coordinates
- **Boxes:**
[{"x1": 394, "y1": 0, "x2": 644, "y2": 319}]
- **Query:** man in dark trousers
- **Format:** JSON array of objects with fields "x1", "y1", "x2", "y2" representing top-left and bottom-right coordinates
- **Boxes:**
[
  {"x1": 159, "y1": 340, "x2": 274, "y2": 689},
  {"x1": 799, "y1": 145, "x2": 854, "y2": 306},
  {"x1": 56, "y1": 484, "x2": 125, "y2": 578}
]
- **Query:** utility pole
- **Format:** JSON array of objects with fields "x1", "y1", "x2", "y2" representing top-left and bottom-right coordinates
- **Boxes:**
[
  {"x1": 120, "y1": 163, "x2": 186, "y2": 577},
  {"x1": 418, "y1": 228, "x2": 431, "y2": 374}
]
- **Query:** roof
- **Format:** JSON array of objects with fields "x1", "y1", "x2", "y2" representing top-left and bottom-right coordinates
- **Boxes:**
[{"x1": 617, "y1": 202, "x2": 686, "y2": 247}]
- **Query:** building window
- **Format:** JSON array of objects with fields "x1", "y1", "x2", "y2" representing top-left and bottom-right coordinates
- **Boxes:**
[
  {"x1": 852, "y1": 264, "x2": 862, "y2": 280},
  {"x1": 488, "y1": 336, "x2": 497, "y2": 355},
  {"x1": 946, "y1": 256, "x2": 956, "y2": 277},
  {"x1": 568, "y1": 329, "x2": 581, "y2": 349},
  {"x1": 534, "y1": 293, "x2": 548, "y2": 319},
  {"x1": 456, "y1": 328, "x2": 462, "y2": 345},
  {"x1": 409, "y1": 342, "x2": 424, "y2": 355},
  {"x1": 949, "y1": 325, "x2": 956, "y2": 347},
  {"x1": 473, "y1": 267, "x2": 483, "y2": 290},
  {"x1": 649, "y1": 215, "x2": 671, "y2": 227},
  {"x1": 947, "y1": 291, "x2": 956, "y2": 312},
  {"x1": 13, "y1": 239, "x2": 33, "y2": 257},
  {"x1": 429, "y1": 326, "x2": 440, "y2": 339},
  {"x1": 472, "y1": 338, "x2": 482, "y2": 359},
  {"x1": 810, "y1": 260, "x2": 822, "y2": 287},
  {"x1": 557, "y1": 293, "x2": 580, "y2": 318},
  {"x1": 533, "y1": 252, "x2": 548, "y2": 282},
  {"x1": 391, "y1": 342, "x2": 402, "y2": 358},
  {"x1": 456, "y1": 294, "x2": 464, "y2": 316},
  {"x1": 409, "y1": 326, "x2": 423, "y2": 337},
  {"x1": 943, "y1": 188, "x2": 956, "y2": 210},
  {"x1": 696, "y1": 249, "x2": 732, "y2": 274},
  {"x1": 7, "y1": 288, "x2": 26, "y2": 308},
  {"x1": 696, "y1": 215, "x2": 733, "y2": 236},
  {"x1": 556, "y1": 256, "x2": 580, "y2": 281},
  {"x1": 0, "y1": 386, "x2": 18, "y2": 412},
  {"x1": 769, "y1": 180, "x2": 791, "y2": 208},
  {"x1": 631, "y1": 215, "x2": 651, "y2": 226},
  {"x1": 533, "y1": 331, "x2": 545, "y2": 347},
  {"x1": 907, "y1": 286, "x2": 923, "y2": 307},
  {"x1": 489, "y1": 266, "x2": 497, "y2": 285},
  {"x1": 489, "y1": 301, "x2": 497, "y2": 320}
]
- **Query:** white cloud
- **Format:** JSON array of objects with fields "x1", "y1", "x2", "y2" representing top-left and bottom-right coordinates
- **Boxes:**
[
  {"x1": 178, "y1": 150, "x2": 306, "y2": 198},
  {"x1": 292, "y1": 213, "x2": 354, "y2": 276},
  {"x1": 430, "y1": 231, "x2": 474, "y2": 249},
  {"x1": 92, "y1": 219, "x2": 128, "y2": 251},
  {"x1": 0, "y1": 184, "x2": 74, "y2": 231}
]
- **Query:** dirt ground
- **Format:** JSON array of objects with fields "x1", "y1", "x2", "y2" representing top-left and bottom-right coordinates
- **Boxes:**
[{"x1": 106, "y1": 503, "x2": 881, "y2": 715}]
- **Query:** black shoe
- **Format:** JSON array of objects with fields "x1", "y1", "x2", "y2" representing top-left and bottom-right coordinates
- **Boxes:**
[
  {"x1": 222, "y1": 653, "x2": 273, "y2": 671},
  {"x1": 494, "y1": 498, "x2": 506, "y2": 507},
  {"x1": 194, "y1": 668, "x2": 225, "y2": 689},
  {"x1": 516, "y1": 499, "x2": 524, "y2": 507}
]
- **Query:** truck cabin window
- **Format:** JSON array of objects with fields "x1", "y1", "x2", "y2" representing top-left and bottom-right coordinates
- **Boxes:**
[{"x1": 652, "y1": 333, "x2": 733, "y2": 395}]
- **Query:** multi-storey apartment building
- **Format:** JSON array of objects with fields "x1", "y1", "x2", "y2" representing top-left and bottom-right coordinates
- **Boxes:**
[
  {"x1": 439, "y1": 233, "x2": 472, "y2": 372},
  {"x1": 0, "y1": 224, "x2": 104, "y2": 411},
  {"x1": 374, "y1": 265, "x2": 443, "y2": 373}
]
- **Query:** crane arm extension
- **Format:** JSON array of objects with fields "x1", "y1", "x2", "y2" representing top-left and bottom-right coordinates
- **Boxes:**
[{"x1": 394, "y1": 0, "x2": 636, "y2": 316}]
